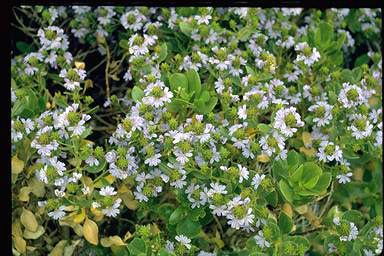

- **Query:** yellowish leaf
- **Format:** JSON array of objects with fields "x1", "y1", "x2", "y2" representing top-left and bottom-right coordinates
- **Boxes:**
[
  {"x1": 12, "y1": 155, "x2": 24, "y2": 174},
  {"x1": 282, "y1": 203, "x2": 293, "y2": 218},
  {"x1": 18, "y1": 187, "x2": 32, "y2": 202},
  {"x1": 295, "y1": 205, "x2": 308, "y2": 215},
  {"x1": 28, "y1": 177, "x2": 45, "y2": 197},
  {"x1": 73, "y1": 208, "x2": 86, "y2": 224},
  {"x1": 369, "y1": 96, "x2": 378, "y2": 106},
  {"x1": 12, "y1": 173, "x2": 19, "y2": 184},
  {"x1": 90, "y1": 207, "x2": 104, "y2": 221},
  {"x1": 12, "y1": 221, "x2": 23, "y2": 237},
  {"x1": 150, "y1": 224, "x2": 160, "y2": 236},
  {"x1": 302, "y1": 132, "x2": 312, "y2": 147},
  {"x1": 213, "y1": 230, "x2": 224, "y2": 249},
  {"x1": 83, "y1": 218, "x2": 99, "y2": 245},
  {"x1": 120, "y1": 191, "x2": 138, "y2": 210},
  {"x1": 13, "y1": 235, "x2": 26, "y2": 254},
  {"x1": 101, "y1": 236, "x2": 125, "y2": 247},
  {"x1": 23, "y1": 225, "x2": 45, "y2": 240},
  {"x1": 123, "y1": 231, "x2": 132, "y2": 242},
  {"x1": 105, "y1": 174, "x2": 116, "y2": 184},
  {"x1": 299, "y1": 147, "x2": 316, "y2": 157},
  {"x1": 63, "y1": 239, "x2": 82, "y2": 256},
  {"x1": 73, "y1": 224, "x2": 84, "y2": 237},
  {"x1": 20, "y1": 208, "x2": 38, "y2": 232},
  {"x1": 75, "y1": 61, "x2": 85, "y2": 69},
  {"x1": 49, "y1": 240, "x2": 67, "y2": 256},
  {"x1": 257, "y1": 154, "x2": 270, "y2": 163}
]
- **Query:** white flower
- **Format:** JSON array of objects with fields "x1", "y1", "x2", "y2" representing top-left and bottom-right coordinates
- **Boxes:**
[
  {"x1": 102, "y1": 198, "x2": 121, "y2": 217},
  {"x1": 308, "y1": 101, "x2": 333, "y2": 127},
  {"x1": 225, "y1": 196, "x2": 254, "y2": 231},
  {"x1": 208, "y1": 182, "x2": 227, "y2": 196},
  {"x1": 252, "y1": 174, "x2": 265, "y2": 190},
  {"x1": 186, "y1": 184, "x2": 208, "y2": 208},
  {"x1": 144, "y1": 153, "x2": 161, "y2": 166},
  {"x1": 273, "y1": 107, "x2": 304, "y2": 137},
  {"x1": 338, "y1": 82, "x2": 366, "y2": 108},
  {"x1": 294, "y1": 42, "x2": 320, "y2": 66},
  {"x1": 238, "y1": 105, "x2": 247, "y2": 120},
  {"x1": 100, "y1": 186, "x2": 117, "y2": 196},
  {"x1": 363, "y1": 249, "x2": 375, "y2": 256},
  {"x1": 238, "y1": 164, "x2": 249, "y2": 183},
  {"x1": 48, "y1": 206, "x2": 66, "y2": 220},
  {"x1": 333, "y1": 216, "x2": 340, "y2": 225},
  {"x1": 337, "y1": 172, "x2": 353, "y2": 184},
  {"x1": 142, "y1": 81, "x2": 173, "y2": 108},
  {"x1": 348, "y1": 114, "x2": 373, "y2": 139},
  {"x1": 215, "y1": 78, "x2": 225, "y2": 94},
  {"x1": 254, "y1": 230, "x2": 270, "y2": 248},
  {"x1": 175, "y1": 235, "x2": 191, "y2": 250},
  {"x1": 82, "y1": 186, "x2": 90, "y2": 195},
  {"x1": 317, "y1": 141, "x2": 343, "y2": 162}
]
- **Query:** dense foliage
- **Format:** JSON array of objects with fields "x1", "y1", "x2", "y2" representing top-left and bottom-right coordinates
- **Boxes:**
[{"x1": 11, "y1": 6, "x2": 382, "y2": 256}]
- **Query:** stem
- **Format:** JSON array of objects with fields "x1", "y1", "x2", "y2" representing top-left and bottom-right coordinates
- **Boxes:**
[
  {"x1": 320, "y1": 181, "x2": 334, "y2": 217},
  {"x1": 105, "y1": 43, "x2": 111, "y2": 99}
]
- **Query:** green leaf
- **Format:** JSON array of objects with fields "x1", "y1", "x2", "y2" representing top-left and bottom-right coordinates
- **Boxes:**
[
  {"x1": 315, "y1": 21, "x2": 334, "y2": 48},
  {"x1": 310, "y1": 172, "x2": 332, "y2": 194},
  {"x1": 265, "y1": 190, "x2": 278, "y2": 207},
  {"x1": 159, "y1": 248, "x2": 175, "y2": 256},
  {"x1": 111, "y1": 246, "x2": 129, "y2": 256},
  {"x1": 176, "y1": 218, "x2": 201, "y2": 238},
  {"x1": 279, "y1": 180, "x2": 294, "y2": 203},
  {"x1": 342, "y1": 210, "x2": 364, "y2": 225},
  {"x1": 158, "y1": 43, "x2": 168, "y2": 63},
  {"x1": 272, "y1": 160, "x2": 288, "y2": 179},
  {"x1": 157, "y1": 203, "x2": 175, "y2": 221},
  {"x1": 287, "y1": 150, "x2": 300, "y2": 173},
  {"x1": 16, "y1": 41, "x2": 32, "y2": 54},
  {"x1": 204, "y1": 96, "x2": 218, "y2": 113},
  {"x1": 278, "y1": 212, "x2": 293, "y2": 234},
  {"x1": 169, "y1": 207, "x2": 187, "y2": 225},
  {"x1": 335, "y1": 31, "x2": 346, "y2": 49},
  {"x1": 287, "y1": 236, "x2": 310, "y2": 251},
  {"x1": 131, "y1": 86, "x2": 144, "y2": 103},
  {"x1": 185, "y1": 70, "x2": 201, "y2": 97},
  {"x1": 87, "y1": 160, "x2": 107, "y2": 174},
  {"x1": 127, "y1": 238, "x2": 146, "y2": 255},
  {"x1": 266, "y1": 221, "x2": 281, "y2": 240},
  {"x1": 119, "y1": 39, "x2": 129, "y2": 50},
  {"x1": 198, "y1": 90, "x2": 210, "y2": 103},
  {"x1": 340, "y1": 69, "x2": 355, "y2": 84},
  {"x1": 290, "y1": 165, "x2": 303, "y2": 184},
  {"x1": 169, "y1": 73, "x2": 188, "y2": 92},
  {"x1": 354, "y1": 54, "x2": 370, "y2": 67},
  {"x1": 237, "y1": 26, "x2": 253, "y2": 42},
  {"x1": 257, "y1": 123, "x2": 270, "y2": 134},
  {"x1": 179, "y1": 22, "x2": 193, "y2": 36},
  {"x1": 301, "y1": 162, "x2": 322, "y2": 189}
]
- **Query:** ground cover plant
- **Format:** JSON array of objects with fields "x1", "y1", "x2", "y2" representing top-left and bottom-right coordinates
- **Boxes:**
[{"x1": 11, "y1": 6, "x2": 383, "y2": 256}]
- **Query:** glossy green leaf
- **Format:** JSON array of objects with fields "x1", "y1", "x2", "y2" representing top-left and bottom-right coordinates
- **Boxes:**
[
  {"x1": 131, "y1": 86, "x2": 144, "y2": 103},
  {"x1": 185, "y1": 69, "x2": 201, "y2": 97},
  {"x1": 278, "y1": 211, "x2": 293, "y2": 234},
  {"x1": 169, "y1": 207, "x2": 187, "y2": 225},
  {"x1": 301, "y1": 162, "x2": 322, "y2": 189},
  {"x1": 127, "y1": 238, "x2": 146, "y2": 255},
  {"x1": 279, "y1": 180, "x2": 294, "y2": 203},
  {"x1": 169, "y1": 73, "x2": 188, "y2": 92},
  {"x1": 179, "y1": 22, "x2": 193, "y2": 36},
  {"x1": 310, "y1": 172, "x2": 332, "y2": 194},
  {"x1": 176, "y1": 218, "x2": 201, "y2": 238},
  {"x1": 158, "y1": 43, "x2": 168, "y2": 63}
]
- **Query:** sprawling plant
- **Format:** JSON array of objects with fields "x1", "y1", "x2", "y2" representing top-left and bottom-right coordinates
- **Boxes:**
[{"x1": 11, "y1": 6, "x2": 382, "y2": 256}]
